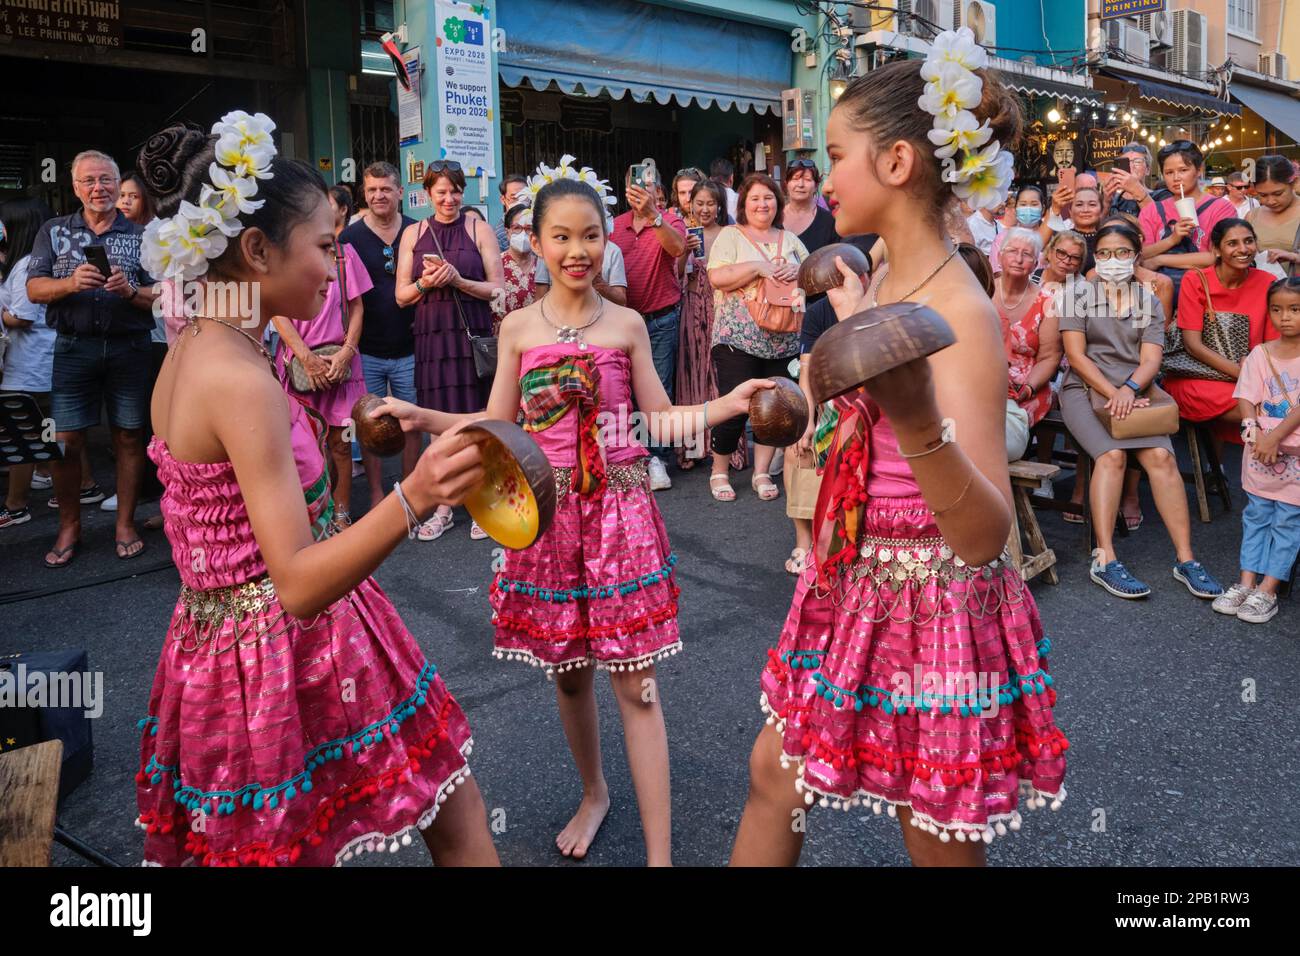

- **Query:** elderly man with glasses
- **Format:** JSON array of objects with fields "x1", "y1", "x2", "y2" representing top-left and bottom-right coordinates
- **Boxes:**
[
  {"x1": 337, "y1": 161, "x2": 422, "y2": 509},
  {"x1": 25, "y1": 149, "x2": 155, "y2": 567}
]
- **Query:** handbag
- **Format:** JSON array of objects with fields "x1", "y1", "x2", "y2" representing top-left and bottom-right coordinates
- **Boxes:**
[
  {"x1": 737, "y1": 227, "x2": 801, "y2": 334},
  {"x1": 426, "y1": 219, "x2": 497, "y2": 380},
  {"x1": 1089, "y1": 381, "x2": 1180, "y2": 439},
  {"x1": 1161, "y1": 269, "x2": 1251, "y2": 382},
  {"x1": 1255, "y1": 346, "x2": 1300, "y2": 456},
  {"x1": 289, "y1": 243, "x2": 353, "y2": 392}
]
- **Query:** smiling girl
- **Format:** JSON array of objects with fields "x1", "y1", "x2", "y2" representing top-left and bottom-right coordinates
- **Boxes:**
[{"x1": 376, "y1": 172, "x2": 771, "y2": 865}]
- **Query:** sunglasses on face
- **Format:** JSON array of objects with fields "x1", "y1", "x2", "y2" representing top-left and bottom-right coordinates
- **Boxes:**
[
  {"x1": 383, "y1": 244, "x2": 395, "y2": 275},
  {"x1": 428, "y1": 160, "x2": 462, "y2": 174}
]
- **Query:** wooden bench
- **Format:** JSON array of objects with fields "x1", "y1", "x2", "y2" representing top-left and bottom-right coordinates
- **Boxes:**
[
  {"x1": 1008, "y1": 460, "x2": 1061, "y2": 585},
  {"x1": 0, "y1": 739, "x2": 63, "y2": 866}
]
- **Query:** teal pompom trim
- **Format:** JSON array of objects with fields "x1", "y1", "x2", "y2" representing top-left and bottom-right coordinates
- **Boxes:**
[{"x1": 495, "y1": 553, "x2": 677, "y2": 603}]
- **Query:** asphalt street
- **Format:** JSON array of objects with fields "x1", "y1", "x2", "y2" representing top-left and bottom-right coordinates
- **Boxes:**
[{"x1": 3, "y1": 435, "x2": 1296, "y2": 867}]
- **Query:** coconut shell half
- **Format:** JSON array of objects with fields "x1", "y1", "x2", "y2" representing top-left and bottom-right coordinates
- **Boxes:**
[
  {"x1": 806, "y1": 303, "x2": 956, "y2": 405},
  {"x1": 797, "y1": 242, "x2": 872, "y2": 295},
  {"x1": 462, "y1": 419, "x2": 557, "y2": 550},
  {"x1": 748, "y1": 377, "x2": 809, "y2": 448},
  {"x1": 351, "y1": 393, "x2": 406, "y2": 457}
]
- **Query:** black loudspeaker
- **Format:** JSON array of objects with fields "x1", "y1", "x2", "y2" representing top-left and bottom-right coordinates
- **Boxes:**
[{"x1": 0, "y1": 649, "x2": 95, "y2": 802}]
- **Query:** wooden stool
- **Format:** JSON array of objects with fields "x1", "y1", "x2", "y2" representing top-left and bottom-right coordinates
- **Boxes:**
[
  {"x1": 0, "y1": 739, "x2": 63, "y2": 866},
  {"x1": 1030, "y1": 413, "x2": 1093, "y2": 551},
  {"x1": 1181, "y1": 420, "x2": 1232, "y2": 523},
  {"x1": 1008, "y1": 460, "x2": 1061, "y2": 585}
]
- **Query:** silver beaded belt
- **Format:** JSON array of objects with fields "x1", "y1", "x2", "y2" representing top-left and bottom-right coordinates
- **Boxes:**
[
  {"x1": 853, "y1": 534, "x2": 1011, "y2": 586},
  {"x1": 173, "y1": 577, "x2": 290, "y2": 654},
  {"x1": 553, "y1": 459, "x2": 649, "y2": 500}
]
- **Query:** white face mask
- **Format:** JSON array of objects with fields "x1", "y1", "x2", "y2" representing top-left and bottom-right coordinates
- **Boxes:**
[
  {"x1": 509, "y1": 232, "x2": 531, "y2": 254},
  {"x1": 1096, "y1": 257, "x2": 1135, "y2": 284}
]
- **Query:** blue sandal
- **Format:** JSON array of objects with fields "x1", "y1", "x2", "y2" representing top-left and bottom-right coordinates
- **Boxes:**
[
  {"x1": 1089, "y1": 551, "x2": 1151, "y2": 599},
  {"x1": 1172, "y1": 560, "x2": 1223, "y2": 599}
]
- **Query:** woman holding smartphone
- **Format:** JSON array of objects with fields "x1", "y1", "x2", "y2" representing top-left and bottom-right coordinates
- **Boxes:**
[{"x1": 396, "y1": 160, "x2": 504, "y2": 541}]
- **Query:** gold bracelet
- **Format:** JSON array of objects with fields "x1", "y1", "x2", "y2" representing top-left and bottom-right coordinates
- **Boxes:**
[{"x1": 931, "y1": 473, "x2": 975, "y2": 516}]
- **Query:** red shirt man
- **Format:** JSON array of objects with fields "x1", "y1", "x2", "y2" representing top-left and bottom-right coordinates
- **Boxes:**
[{"x1": 610, "y1": 171, "x2": 687, "y2": 317}]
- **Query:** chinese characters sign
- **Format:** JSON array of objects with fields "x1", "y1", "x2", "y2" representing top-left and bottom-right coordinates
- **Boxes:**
[{"x1": 0, "y1": 0, "x2": 123, "y2": 48}]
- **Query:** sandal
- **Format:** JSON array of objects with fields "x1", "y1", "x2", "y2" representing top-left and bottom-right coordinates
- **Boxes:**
[
  {"x1": 44, "y1": 539, "x2": 80, "y2": 568},
  {"x1": 469, "y1": 520, "x2": 488, "y2": 540},
  {"x1": 709, "y1": 473, "x2": 735, "y2": 502},
  {"x1": 1063, "y1": 509, "x2": 1085, "y2": 524},
  {"x1": 333, "y1": 510, "x2": 353, "y2": 531},
  {"x1": 1121, "y1": 505, "x2": 1143, "y2": 532},
  {"x1": 785, "y1": 548, "x2": 807, "y2": 575},
  {"x1": 751, "y1": 472, "x2": 780, "y2": 501},
  {"x1": 115, "y1": 537, "x2": 146, "y2": 560},
  {"x1": 417, "y1": 511, "x2": 454, "y2": 541}
]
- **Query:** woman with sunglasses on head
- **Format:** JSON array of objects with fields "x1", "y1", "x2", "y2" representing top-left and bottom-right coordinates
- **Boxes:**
[
  {"x1": 782, "y1": 159, "x2": 839, "y2": 255},
  {"x1": 396, "y1": 159, "x2": 505, "y2": 542},
  {"x1": 1139, "y1": 141, "x2": 1237, "y2": 310},
  {"x1": 1246, "y1": 156, "x2": 1300, "y2": 279}
]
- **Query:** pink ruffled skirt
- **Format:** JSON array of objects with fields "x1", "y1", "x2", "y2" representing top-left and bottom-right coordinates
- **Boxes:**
[
  {"x1": 136, "y1": 577, "x2": 473, "y2": 866},
  {"x1": 761, "y1": 495, "x2": 1068, "y2": 841},
  {"x1": 489, "y1": 463, "x2": 681, "y2": 674}
]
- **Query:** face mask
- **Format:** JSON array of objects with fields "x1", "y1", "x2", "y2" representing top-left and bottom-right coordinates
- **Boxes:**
[
  {"x1": 1096, "y1": 258, "x2": 1135, "y2": 284},
  {"x1": 1016, "y1": 207, "x2": 1042, "y2": 226},
  {"x1": 509, "y1": 232, "x2": 531, "y2": 254}
]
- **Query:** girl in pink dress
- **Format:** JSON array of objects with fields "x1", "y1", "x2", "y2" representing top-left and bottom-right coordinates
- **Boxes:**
[
  {"x1": 272, "y1": 240, "x2": 370, "y2": 525},
  {"x1": 376, "y1": 177, "x2": 771, "y2": 866},
  {"x1": 730, "y1": 36, "x2": 1067, "y2": 866},
  {"x1": 134, "y1": 118, "x2": 497, "y2": 867}
]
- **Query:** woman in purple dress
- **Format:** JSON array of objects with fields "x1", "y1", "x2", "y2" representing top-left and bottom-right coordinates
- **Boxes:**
[{"x1": 396, "y1": 161, "x2": 503, "y2": 540}]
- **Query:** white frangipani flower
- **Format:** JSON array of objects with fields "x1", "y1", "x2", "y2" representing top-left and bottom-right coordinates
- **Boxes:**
[
  {"x1": 208, "y1": 163, "x2": 266, "y2": 215},
  {"x1": 952, "y1": 147, "x2": 1015, "y2": 210},
  {"x1": 922, "y1": 26, "x2": 988, "y2": 76},
  {"x1": 918, "y1": 62, "x2": 983, "y2": 120},
  {"x1": 927, "y1": 113, "x2": 993, "y2": 161}
]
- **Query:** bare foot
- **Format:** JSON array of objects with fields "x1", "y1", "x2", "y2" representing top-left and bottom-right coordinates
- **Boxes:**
[{"x1": 556, "y1": 789, "x2": 610, "y2": 860}]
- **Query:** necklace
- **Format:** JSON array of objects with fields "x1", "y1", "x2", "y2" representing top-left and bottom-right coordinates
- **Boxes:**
[
  {"x1": 191, "y1": 316, "x2": 275, "y2": 372},
  {"x1": 873, "y1": 246, "x2": 958, "y2": 307},
  {"x1": 540, "y1": 291, "x2": 604, "y2": 349},
  {"x1": 997, "y1": 276, "x2": 1032, "y2": 311}
]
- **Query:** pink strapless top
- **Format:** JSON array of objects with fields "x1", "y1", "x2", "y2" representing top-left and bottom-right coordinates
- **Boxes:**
[
  {"x1": 519, "y1": 343, "x2": 647, "y2": 467},
  {"x1": 148, "y1": 401, "x2": 333, "y2": 590},
  {"x1": 865, "y1": 406, "x2": 921, "y2": 498}
]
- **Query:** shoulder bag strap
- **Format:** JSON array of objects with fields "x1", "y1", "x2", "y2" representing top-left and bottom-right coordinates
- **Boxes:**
[
  {"x1": 427, "y1": 219, "x2": 475, "y2": 341},
  {"x1": 1193, "y1": 268, "x2": 1228, "y2": 354},
  {"x1": 1261, "y1": 345, "x2": 1298, "y2": 407}
]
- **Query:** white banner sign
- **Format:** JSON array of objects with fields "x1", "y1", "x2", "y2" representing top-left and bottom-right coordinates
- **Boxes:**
[
  {"x1": 398, "y1": 46, "x2": 423, "y2": 146},
  {"x1": 434, "y1": 0, "x2": 496, "y2": 177}
]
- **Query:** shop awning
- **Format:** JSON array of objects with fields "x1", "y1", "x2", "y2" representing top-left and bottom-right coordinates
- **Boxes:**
[
  {"x1": 1100, "y1": 68, "x2": 1240, "y2": 115},
  {"x1": 1231, "y1": 83, "x2": 1300, "y2": 143},
  {"x1": 1000, "y1": 73, "x2": 1103, "y2": 107},
  {"x1": 496, "y1": 0, "x2": 788, "y2": 114}
]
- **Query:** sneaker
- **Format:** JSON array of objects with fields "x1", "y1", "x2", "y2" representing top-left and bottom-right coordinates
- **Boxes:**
[
  {"x1": 1089, "y1": 550, "x2": 1151, "y2": 599},
  {"x1": 648, "y1": 456, "x2": 671, "y2": 491},
  {"x1": 1236, "y1": 590, "x2": 1278, "y2": 624},
  {"x1": 29, "y1": 473, "x2": 52, "y2": 490},
  {"x1": 1172, "y1": 560, "x2": 1223, "y2": 599},
  {"x1": 100, "y1": 493, "x2": 118, "y2": 512},
  {"x1": 1212, "y1": 584, "x2": 1254, "y2": 616},
  {"x1": 48, "y1": 484, "x2": 106, "y2": 509},
  {"x1": 0, "y1": 507, "x2": 31, "y2": 529}
]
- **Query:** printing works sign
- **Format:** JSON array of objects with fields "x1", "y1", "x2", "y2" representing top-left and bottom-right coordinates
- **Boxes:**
[
  {"x1": 1100, "y1": 0, "x2": 1163, "y2": 20},
  {"x1": 435, "y1": 0, "x2": 496, "y2": 177},
  {"x1": 0, "y1": 0, "x2": 123, "y2": 48}
]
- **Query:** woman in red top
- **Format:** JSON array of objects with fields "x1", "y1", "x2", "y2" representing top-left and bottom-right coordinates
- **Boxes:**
[
  {"x1": 996, "y1": 228, "x2": 1060, "y2": 428},
  {"x1": 1165, "y1": 219, "x2": 1278, "y2": 437}
]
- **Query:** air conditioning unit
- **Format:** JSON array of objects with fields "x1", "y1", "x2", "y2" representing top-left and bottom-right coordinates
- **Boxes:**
[
  {"x1": 862, "y1": 0, "x2": 953, "y2": 38},
  {"x1": 1103, "y1": 19, "x2": 1148, "y2": 67},
  {"x1": 1170, "y1": 9, "x2": 1207, "y2": 76},
  {"x1": 954, "y1": 0, "x2": 997, "y2": 48},
  {"x1": 1259, "y1": 52, "x2": 1290, "y2": 81},
  {"x1": 1139, "y1": 11, "x2": 1174, "y2": 48}
]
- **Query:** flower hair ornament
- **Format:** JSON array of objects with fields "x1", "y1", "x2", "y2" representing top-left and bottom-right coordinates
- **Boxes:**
[
  {"x1": 520, "y1": 154, "x2": 618, "y2": 210},
  {"x1": 917, "y1": 28, "x2": 1014, "y2": 211},
  {"x1": 140, "y1": 110, "x2": 277, "y2": 282}
]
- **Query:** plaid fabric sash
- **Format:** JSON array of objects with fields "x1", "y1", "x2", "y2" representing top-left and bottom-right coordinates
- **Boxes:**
[
  {"x1": 811, "y1": 390, "x2": 874, "y2": 587},
  {"x1": 290, "y1": 396, "x2": 336, "y2": 539},
  {"x1": 520, "y1": 354, "x2": 606, "y2": 497},
  {"x1": 812, "y1": 401, "x2": 838, "y2": 469}
]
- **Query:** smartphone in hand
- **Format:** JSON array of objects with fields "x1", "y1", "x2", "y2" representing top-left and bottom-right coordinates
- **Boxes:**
[
  {"x1": 83, "y1": 245, "x2": 112, "y2": 279},
  {"x1": 422, "y1": 253, "x2": 443, "y2": 270},
  {"x1": 1057, "y1": 166, "x2": 1076, "y2": 191}
]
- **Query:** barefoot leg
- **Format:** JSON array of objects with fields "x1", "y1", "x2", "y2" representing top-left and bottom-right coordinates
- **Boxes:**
[
  {"x1": 897, "y1": 807, "x2": 986, "y2": 867},
  {"x1": 553, "y1": 665, "x2": 609, "y2": 858},
  {"x1": 610, "y1": 665, "x2": 672, "y2": 866},
  {"x1": 419, "y1": 775, "x2": 500, "y2": 866},
  {"x1": 730, "y1": 723, "x2": 806, "y2": 866}
]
